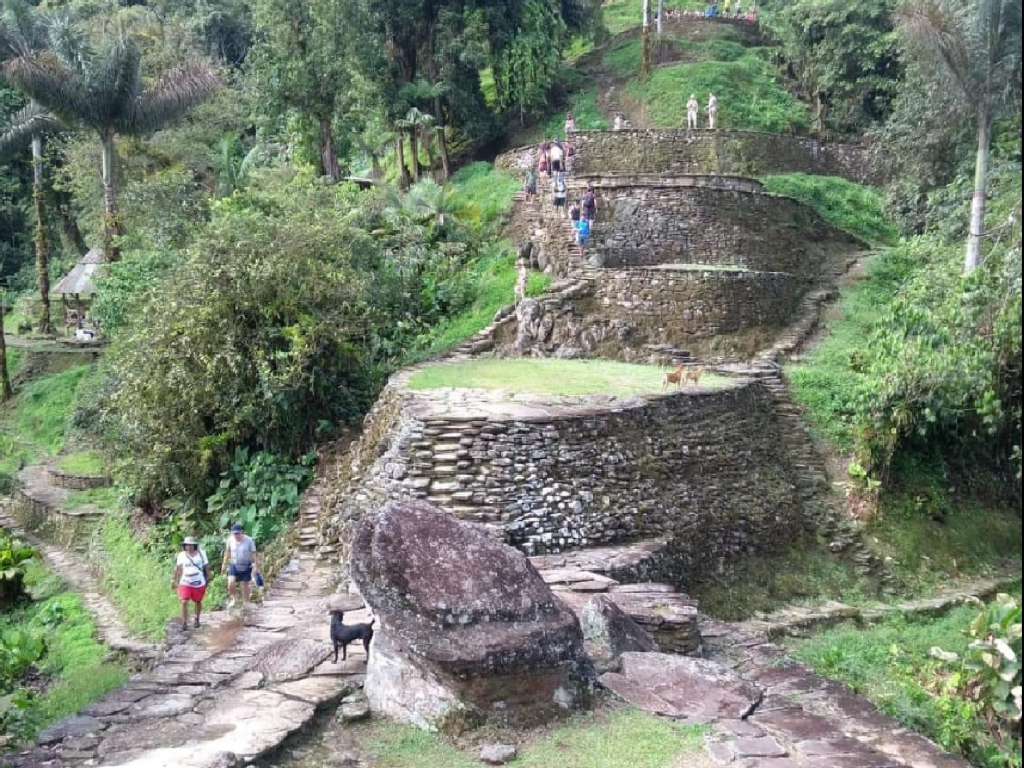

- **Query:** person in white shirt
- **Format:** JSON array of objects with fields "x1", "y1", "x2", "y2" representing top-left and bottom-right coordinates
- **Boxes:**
[
  {"x1": 687, "y1": 94, "x2": 699, "y2": 129},
  {"x1": 707, "y1": 93, "x2": 718, "y2": 129},
  {"x1": 172, "y1": 536, "x2": 209, "y2": 630}
]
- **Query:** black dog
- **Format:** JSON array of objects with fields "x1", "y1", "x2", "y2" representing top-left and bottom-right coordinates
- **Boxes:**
[{"x1": 330, "y1": 611, "x2": 375, "y2": 663}]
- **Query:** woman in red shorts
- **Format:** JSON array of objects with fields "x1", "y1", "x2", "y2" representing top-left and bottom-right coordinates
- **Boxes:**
[{"x1": 172, "y1": 536, "x2": 209, "y2": 630}]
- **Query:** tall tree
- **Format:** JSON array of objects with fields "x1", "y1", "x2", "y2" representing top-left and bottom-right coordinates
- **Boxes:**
[
  {"x1": 897, "y1": 0, "x2": 1022, "y2": 274},
  {"x1": 249, "y1": 0, "x2": 354, "y2": 183},
  {"x1": 4, "y1": 32, "x2": 219, "y2": 262},
  {"x1": 0, "y1": 288, "x2": 11, "y2": 401},
  {"x1": 0, "y1": 0, "x2": 65, "y2": 334}
]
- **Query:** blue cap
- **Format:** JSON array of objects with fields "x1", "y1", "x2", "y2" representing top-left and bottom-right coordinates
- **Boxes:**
[{"x1": 231, "y1": 523, "x2": 243, "y2": 532}]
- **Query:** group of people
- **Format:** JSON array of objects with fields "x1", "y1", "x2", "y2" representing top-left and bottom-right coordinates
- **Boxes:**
[
  {"x1": 686, "y1": 92, "x2": 718, "y2": 129},
  {"x1": 171, "y1": 522, "x2": 260, "y2": 631},
  {"x1": 696, "y1": 0, "x2": 758, "y2": 20}
]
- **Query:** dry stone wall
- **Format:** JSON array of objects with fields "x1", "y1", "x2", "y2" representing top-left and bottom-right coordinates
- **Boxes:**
[
  {"x1": 577, "y1": 176, "x2": 860, "y2": 274},
  {"x1": 567, "y1": 130, "x2": 880, "y2": 185},
  {"x1": 324, "y1": 376, "x2": 809, "y2": 588}
]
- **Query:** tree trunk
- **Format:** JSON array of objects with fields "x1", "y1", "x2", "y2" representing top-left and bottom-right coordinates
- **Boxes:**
[
  {"x1": 320, "y1": 118, "x2": 340, "y2": 183},
  {"x1": 31, "y1": 134, "x2": 52, "y2": 336},
  {"x1": 641, "y1": 0, "x2": 652, "y2": 75},
  {"x1": 408, "y1": 129, "x2": 420, "y2": 182},
  {"x1": 815, "y1": 92, "x2": 825, "y2": 136},
  {"x1": 964, "y1": 114, "x2": 991, "y2": 275},
  {"x1": 101, "y1": 132, "x2": 122, "y2": 263},
  {"x1": 656, "y1": 0, "x2": 664, "y2": 34},
  {"x1": 395, "y1": 134, "x2": 411, "y2": 189},
  {"x1": 0, "y1": 296, "x2": 11, "y2": 401},
  {"x1": 422, "y1": 127, "x2": 436, "y2": 178},
  {"x1": 370, "y1": 152, "x2": 383, "y2": 182},
  {"x1": 435, "y1": 95, "x2": 451, "y2": 181}
]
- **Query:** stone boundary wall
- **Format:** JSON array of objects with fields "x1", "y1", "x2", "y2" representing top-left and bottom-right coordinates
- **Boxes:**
[
  {"x1": 497, "y1": 267, "x2": 801, "y2": 361},
  {"x1": 559, "y1": 130, "x2": 880, "y2": 185},
  {"x1": 662, "y1": 16, "x2": 762, "y2": 43},
  {"x1": 569, "y1": 177, "x2": 859, "y2": 274},
  {"x1": 49, "y1": 468, "x2": 112, "y2": 491},
  {"x1": 326, "y1": 378, "x2": 810, "y2": 586},
  {"x1": 8, "y1": 488, "x2": 104, "y2": 554}
]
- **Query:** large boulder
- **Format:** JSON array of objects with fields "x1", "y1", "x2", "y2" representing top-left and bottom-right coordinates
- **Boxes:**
[{"x1": 350, "y1": 500, "x2": 593, "y2": 733}]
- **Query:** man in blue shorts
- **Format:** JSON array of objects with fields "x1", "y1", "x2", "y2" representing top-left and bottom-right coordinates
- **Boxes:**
[
  {"x1": 221, "y1": 523, "x2": 259, "y2": 609},
  {"x1": 573, "y1": 216, "x2": 591, "y2": 256}
]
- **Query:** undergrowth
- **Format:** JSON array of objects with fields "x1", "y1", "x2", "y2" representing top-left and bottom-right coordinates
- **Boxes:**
[
  {"x1": 0, "y1": 560, "x2": 128, "y2": 743},
  {"x1": 789, "y1": 590, "x2": 1023, "y2": 768},
  {"x1": 761, "y1": 173, "x2": 898, "y2": 246}
]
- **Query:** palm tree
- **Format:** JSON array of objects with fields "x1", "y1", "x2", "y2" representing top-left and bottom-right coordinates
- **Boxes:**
[
  {"x1": 0, "y1": 0, "x2": 65, "y2": 334},
  {"x1": 897, "y1": 0, "x2": 1022, "y2": 274},
  {"x1": 4, "y1": 32, "x2": 220, "y2": 261}
]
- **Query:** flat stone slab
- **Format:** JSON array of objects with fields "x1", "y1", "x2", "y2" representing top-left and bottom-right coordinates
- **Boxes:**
[
  {"x1": 270, "y1": 674, "x2": 362, "y2": 706},
  {"x1": 600, "y1": 652, "x2": 761, "y2": 722},
  {"x1": 248, "y1": 637, "x2": 333, "y2": 683},
  {"x1": 95, "y1": 690, "x2": 315, "y2": 768}
]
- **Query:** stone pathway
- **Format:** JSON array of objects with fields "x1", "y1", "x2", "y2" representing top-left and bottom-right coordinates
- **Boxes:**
[
  {"x1": 0, "y1": 502, "x2": 160, "y2": 660},
  {"x1": 3, "y1": 547, "x2": 367, "y2": 768}
]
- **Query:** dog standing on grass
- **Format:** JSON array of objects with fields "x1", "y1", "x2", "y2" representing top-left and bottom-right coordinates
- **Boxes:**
[
  {"x1": 662, "y1": 363, "x2": 684, "y2": 391},
  {"x1": 330, "y1": 610, "x2": 375, "y2": 663}
]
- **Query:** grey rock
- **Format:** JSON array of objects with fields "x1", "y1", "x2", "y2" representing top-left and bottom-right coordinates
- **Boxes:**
[{"x1": 480, "y1": 743, "x2": 518, "y2": 765}]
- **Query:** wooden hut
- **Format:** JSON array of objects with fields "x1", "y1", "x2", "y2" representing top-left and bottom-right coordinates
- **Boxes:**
[{"x1": 52, "y1": 248, "x2": 105, "y2": 336}]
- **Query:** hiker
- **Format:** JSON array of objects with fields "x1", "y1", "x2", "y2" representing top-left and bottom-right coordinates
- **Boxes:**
[
  {"x1": 569, "y1": 199, "x2": 582, "y2": 227},
  {"x1": 582, "y1": 186, "x2": 598, "y2": 222},
  {"x1": 172, "y1": 536, "x2": 209, "y2": 631},
  {"x1": 706, "y1": 92, "x2": 718, "y2": 129},
  {"x1": 221, "y1": 523, "x2": 259, "y2": 610},
  {"x1": 564, "y1": 112, "x2": 575, "y2": 136},
  {"x1": 549, "y1": 140, "x2": 565, "y2": 175},
  {"x1": 552, "y1": 172, "x2": 568, "y2": 216},
  {"x1": 613, "y1": 113, "x2": 625, "y2": 131},
  {"x1": 524, "y1": 167, "x2": 538, "y2": 202},
  {"x1": 687, "y1": 93, "x2": 699, "y2": 129},
  {"x1": 573, "y1": 216, "x2": 591, "y2": 256}
]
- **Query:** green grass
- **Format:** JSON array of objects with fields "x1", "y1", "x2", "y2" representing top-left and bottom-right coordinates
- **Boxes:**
[
  {"x1": 64, "y1": 486, "x2": 122, "y2": 511},
  {"x1": 56, "y1": 450, "x2": 107, "y2": 476},
  {"x1": 762, "y1": 174, "x2": 898, "y2": 246},
  {"x1": 517, "y1": 86, "x2": 608, "y2": 146},
  {"x1": 97, "y1": 516, "x2": 185, "y2": 641},
  {"x1": 627, "y1": 51, "x2": 808, "y2": 132},
  {"x1": 0, "y1": 559, "x2": 129, "y2": 742},
  {"x1": 450, "y1": 162, "x2": 520, "y2": 227},
  {"x1": 788, "y1": 590, "x2": 1023, "y2": 768},
  {"x1": 363, "y1": 707, "x2": 707, "y2": 768},
  {"x1": 407, "y1": 245, "x2": 551, "y2": 362},
  {"x1": 602, "y1": 0, "x2": 708, "y2": 35},
  {"x1": 788, "y1": 250, "x2": 917, "y2": 450},
  {"x1": 0, "y1": 365, "x2": 92, "y2": 461},
  {"x1": 408, "y1": 358, "x2": 731, "y2": 396}
]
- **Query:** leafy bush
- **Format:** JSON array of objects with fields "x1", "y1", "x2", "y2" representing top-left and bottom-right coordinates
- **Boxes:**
[
  {"x1": 761, "y1": 173, "x2": 898, "y2": 246},
  {"x1": 100, "y1": 172, "x2": 489, "y2": 508},
  {"x1": 932, "y1": 594, "x2": 1022, "y2": 737},
  {"x1": 0, "y1": 532, "x2": 37, "y2": 608},
  {"x1": 206, "y1": 448, "x2": 314, "y2": 542}
]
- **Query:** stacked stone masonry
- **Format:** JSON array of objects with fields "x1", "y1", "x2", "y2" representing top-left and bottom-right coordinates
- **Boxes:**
[
  {"x1": 326, "y1": 376, "x2": 809, "y2": 591},
  {"x1": 568, "y1": 129, "x2": 881, "y2": 185}
]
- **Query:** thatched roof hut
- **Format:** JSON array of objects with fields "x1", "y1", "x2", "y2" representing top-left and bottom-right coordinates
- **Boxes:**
[{"x1": 53, "y1": 248, "x2": 105, "y2": 297}]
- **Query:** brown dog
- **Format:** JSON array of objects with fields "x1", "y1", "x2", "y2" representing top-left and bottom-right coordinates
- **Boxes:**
[
  {"x1": 662, "y1": 364, "x2": 684, "y2": 391},
  {"x1": 684, "y1": 366, "x2": 704, "y2": 386}
]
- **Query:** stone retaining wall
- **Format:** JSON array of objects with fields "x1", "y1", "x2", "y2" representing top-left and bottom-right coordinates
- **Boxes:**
[
  {"x1": 8, "y1": 491, "x2": 104, "y2": 554},
  {"x1": 49, "y1": 469, "x2": 112, "y2": 491},
  {"x1": 561, "y1": 130, "x2": 880, "y2": 185},
  {"x1": 496, "y1": 267, "x2": 801, "y2": 360},
  {"x1": 574, "y1": 177, "x2": 859, "y2": 274},
  {"x1": 325, "y1": 378, "x2": 810, "y2": 587}
]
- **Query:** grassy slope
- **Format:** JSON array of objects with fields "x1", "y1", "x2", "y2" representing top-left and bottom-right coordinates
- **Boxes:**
[
  {"x1": 358, "y1": 707, "x2": 708, "y2": 768},
  {"x1": 409, "y1": 358, "x2": 729, "y2": 396},
  {"x1": 788, "y1": 587, "x2": 1023, "y2": 768},
  {"x1": 1, "y1": 560, "x2": 129, "y2": 741}
]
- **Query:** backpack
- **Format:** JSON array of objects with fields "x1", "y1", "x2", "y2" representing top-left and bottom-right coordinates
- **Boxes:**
[{"x1": 555, "y1": 178, "x2": 566, "y2": 194}]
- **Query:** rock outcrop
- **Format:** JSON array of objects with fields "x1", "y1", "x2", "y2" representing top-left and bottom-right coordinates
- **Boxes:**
[{"x1": 350, "y1": 500, "x2": 593, "y2": 733}]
